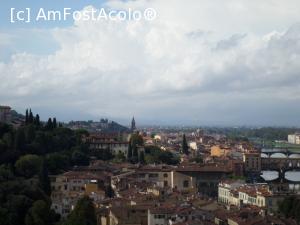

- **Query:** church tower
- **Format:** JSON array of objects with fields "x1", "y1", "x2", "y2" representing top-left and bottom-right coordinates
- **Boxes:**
[{"x1": 131, "y1": 117, "x2": 136, "y2": 132}]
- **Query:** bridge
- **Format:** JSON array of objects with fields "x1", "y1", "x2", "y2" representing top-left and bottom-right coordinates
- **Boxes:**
[
  {"x1": 262, "y1": 168, "x2": 300, "y2": 184},
  {"x1": 261, "y1": 148, "x2": 300, "y2": 157},
  {"x1": 261, "y1": 156, "x2": 300, "y2": 185},
  {"x1": 261, "y1": 157, "x2": 300, "y2": 171}
]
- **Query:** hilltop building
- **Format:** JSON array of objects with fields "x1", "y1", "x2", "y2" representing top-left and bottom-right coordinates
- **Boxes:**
[{"x1": 0, "y1": 106, "x2": 11, "y2": 123}]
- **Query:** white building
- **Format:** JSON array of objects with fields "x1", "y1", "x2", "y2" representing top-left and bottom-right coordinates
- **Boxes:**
[
  {"x1": 288, "y1": 134, "x2": 300, "y2": 145},
  {"x1": 218, "y1": 181, "x2": 284, "y2": 213},
  {"x1": 218, "y1": 180, "x2": 245, "y2": 205},
  {"x1": 148, "y1": 208, "x2": 173, "y2": 225}
]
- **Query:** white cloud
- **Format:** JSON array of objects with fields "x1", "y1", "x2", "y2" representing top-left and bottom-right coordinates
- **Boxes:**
[{"x1": 1, "y1": 0, "x2": 300, "y2": 125}]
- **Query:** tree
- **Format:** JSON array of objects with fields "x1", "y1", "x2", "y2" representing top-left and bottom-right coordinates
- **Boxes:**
[
  {"x1": 15, "y1": 154, "x2": 42, "y2": 178},
  {"x1": 45, "y1": 118, "x2": 53, "y2": 130},
  {"x1": 46, "y1": 153, "x2": 70, "y2": 174},
  {"x1": 14, "y1": 128, "x2": 26, "y2": 151},
  {"x1": 6, "y1": 194, "x2": 32, "y2": 225},
  {"x1": 182, "y1": 134, "x2": 189, "y2": 155},
  {"x1": 28, "y1": 109, "x2": 34, "y2": 124},
  {"x1": 105, "y1": 185, "x2": 115, "y2": 198},
  {"x1": 53, "y1": 118, "x2": 57, "y2": 129},
  {"x1": 38, "y1": 159, "x2": 51, "y2": 196},
  {"x1": 25, "y1": 125, "x2": 36, "y2": 143},
  {"x1": 0, "y1": 164, "x2": 14, "y2": 182},
  {"x1": 278, "y1": 197, "x2": 295, "y2": 218},
  {"x1": 35, "y1": 114, "x2": 40, "y2": 127},
  {"x1": 25, "y1": 109, "x2": 29, "y2": 125},
  {"x1": 144, "y1": 145, "x2": 179, "y2": 165},
  {"x1": 2, "y1": 131, "x2": 13, "y2": 148},
  {"x1": 114, "y1": 152, "x2": 126, "y2": 163},
  {"x1": 132, "y1": 146, "x2": 138, "y2": 163},
  {"x1": 64, "y1": 196, "x2": 97, "y2": 225},
  {"x1": 131, "y1": 133, "x2": 144, "y2": 147},
  {"x1": 127, "y1": 142, "x2": 132, "y2": 159},
  {"x1": 25, "y1": 200, "x2": 52, "y2": 225},
  {"x1": 71, "y1": 149, "x2": 89, "y2": 166},
  {"x1": 139, "y1": 151, "x2": 145, "y2": 164}
]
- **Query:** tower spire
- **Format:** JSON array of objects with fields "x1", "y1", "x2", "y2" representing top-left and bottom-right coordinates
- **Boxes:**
[{"x1": 131, "y1": 116, "x2": 136, "y2": 132}]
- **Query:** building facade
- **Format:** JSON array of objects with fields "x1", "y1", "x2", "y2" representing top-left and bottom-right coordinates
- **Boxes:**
[
  {"x1": 288, "y1": 134, "x2": 300, "y2": 145},
  {"x1": 243, "y1": 152, "x2": 261, "y2": 173},
  {"x1": 83, "y1": 134, "x2": 129, "y2": 156},
  {"x1": 0, "y1": 106, "x2": 11, "y2": 123}
]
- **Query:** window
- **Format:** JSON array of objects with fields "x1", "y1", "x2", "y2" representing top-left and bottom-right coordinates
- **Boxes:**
[
  {"x1": 154, "y1": 215, "x2": 165, "y2": 219},
  {"x1": 164, "y1": 181, "x2": 168, "y2": 187},
  {"x1": 183, "y1": 180, "x2": 189, "y2": 188},
  {"x1": 149, "y1": 173, "x2": 158, "y2": 178},
  {"x1": 163, "y1": 173, "x2": 168, "y2": 178}
]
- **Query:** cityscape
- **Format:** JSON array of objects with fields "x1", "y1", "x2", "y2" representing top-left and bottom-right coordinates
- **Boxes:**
[
  {"x1": 1, "y1": 0, "x2": 300, "y2": 225},
  {"x1": 1, "y1": 106, "x2": 300, "y2": 225}
]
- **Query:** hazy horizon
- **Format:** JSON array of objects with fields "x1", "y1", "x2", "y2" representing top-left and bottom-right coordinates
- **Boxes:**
[{"x1": 1, "y1": 0, "x2": 300, "y2": 127}]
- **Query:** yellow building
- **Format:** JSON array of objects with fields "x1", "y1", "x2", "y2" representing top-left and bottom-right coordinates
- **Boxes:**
[{"x1": 211, "y1": 145, "x2": 231, "y2": 157}]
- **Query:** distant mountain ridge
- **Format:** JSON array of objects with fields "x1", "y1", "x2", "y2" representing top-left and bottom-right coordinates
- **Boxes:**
[{"x1": 66, "y1": 119, "x2": 130, "y2": 133}]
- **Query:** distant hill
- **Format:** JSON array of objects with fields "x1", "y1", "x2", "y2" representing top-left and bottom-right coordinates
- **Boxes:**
[
  {"x1": 66, "y1": 119, "x2": 130, "y2": 133},
  {"x1": 11, "y1": 110, "x2": 25, "y2": 121}
]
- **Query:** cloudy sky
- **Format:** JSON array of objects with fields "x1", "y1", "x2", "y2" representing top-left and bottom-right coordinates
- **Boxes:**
[{"x1": 0, "y1": 0, "x2": 300, "y2": 126}]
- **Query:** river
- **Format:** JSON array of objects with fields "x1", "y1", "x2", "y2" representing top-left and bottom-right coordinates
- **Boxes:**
[{"x1": 261, "y1": 151, "x2": 300, "y2": 182}]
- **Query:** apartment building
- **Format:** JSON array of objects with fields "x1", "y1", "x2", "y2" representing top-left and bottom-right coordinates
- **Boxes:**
[
  {"x1": 288, "y1": 133, "x2": 300, "y2": 145},
  {"x1": 83, "y1": 134, "x2": 129, "y2": 156},
  {"x1": 218, "y1": 180, "x2": 284, "y2": 213},
  {"x1": 50, "y1": 171, "x2": 107, "y2": 217},
  {"x1": 243, "y1": 152, "x2": 261, "y2": 173},
  {"x1": 135, "y1": 165, "x2": 196, "y2": 191}
]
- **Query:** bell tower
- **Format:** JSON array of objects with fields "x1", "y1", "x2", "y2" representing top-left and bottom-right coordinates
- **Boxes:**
[{"x1": 131, "y1": 117, "x2": 136, "y2": 132}]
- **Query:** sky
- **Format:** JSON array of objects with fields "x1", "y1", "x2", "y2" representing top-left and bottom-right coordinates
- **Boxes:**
[{"x1": 0, "y1": 0, "x2": 300, "y2": 126}]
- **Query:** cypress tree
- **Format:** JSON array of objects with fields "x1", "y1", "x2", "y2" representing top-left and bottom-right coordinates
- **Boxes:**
[
  {"x1": 182, "y1": 134, "x2": 189, "y2": 155},
  {"x1": 139, "y1": 151, "x2": 145, "y2": 164},
  {"x1": 46, "y1": 118, "x2": 53, "y2": 130},
  {"x1": 132, "y1": 146, "x2": 138, "y2": 163},
  {"x1": 38, "y1": 159, "x2": 51, "y2": 196},
  {"x1": 127, "y1": 142, "x2": 132, "y2": 159},
  {"x1": 35, "y1": 114, "x2": 40, "y2": 126},
  {"x1": 133, "y1": 145, "x2": 138, "y2": 158},
  {"x1": 28, "y1": 109, "x2": 34, "y2": 124},
  {"x1": 105, "y1": 184, "x2": 115, "y2": 198},
  {"x1": 25, "y1": 109, "x2": 29, "y2": 124},
  {"x1": 53, "y1": 118, "x2": 57, "y2": 129}
]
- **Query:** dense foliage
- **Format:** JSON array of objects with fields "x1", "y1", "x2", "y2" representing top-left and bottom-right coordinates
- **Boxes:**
[
  {"x1": 207, "y1": 127, "x2": 300, "y2": 141},
  {"x1": 127, "y1": 132, "x2": 144, "y2": 164},
  {"x1": 278, "y1": 197, "x2": 300, "y2": 223},
  {"x1": 0, "y1": 110, "x2": 91, "y2": 225},
  {"x1": 63, "y1": 196, "x2": 97, "y2": 225},
  {"x1": 144, "y1": 145, "x2": 180, "y2": 165},
  {"x1": 182, "y1": 134, "x2": 189, "y2": 155}
]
